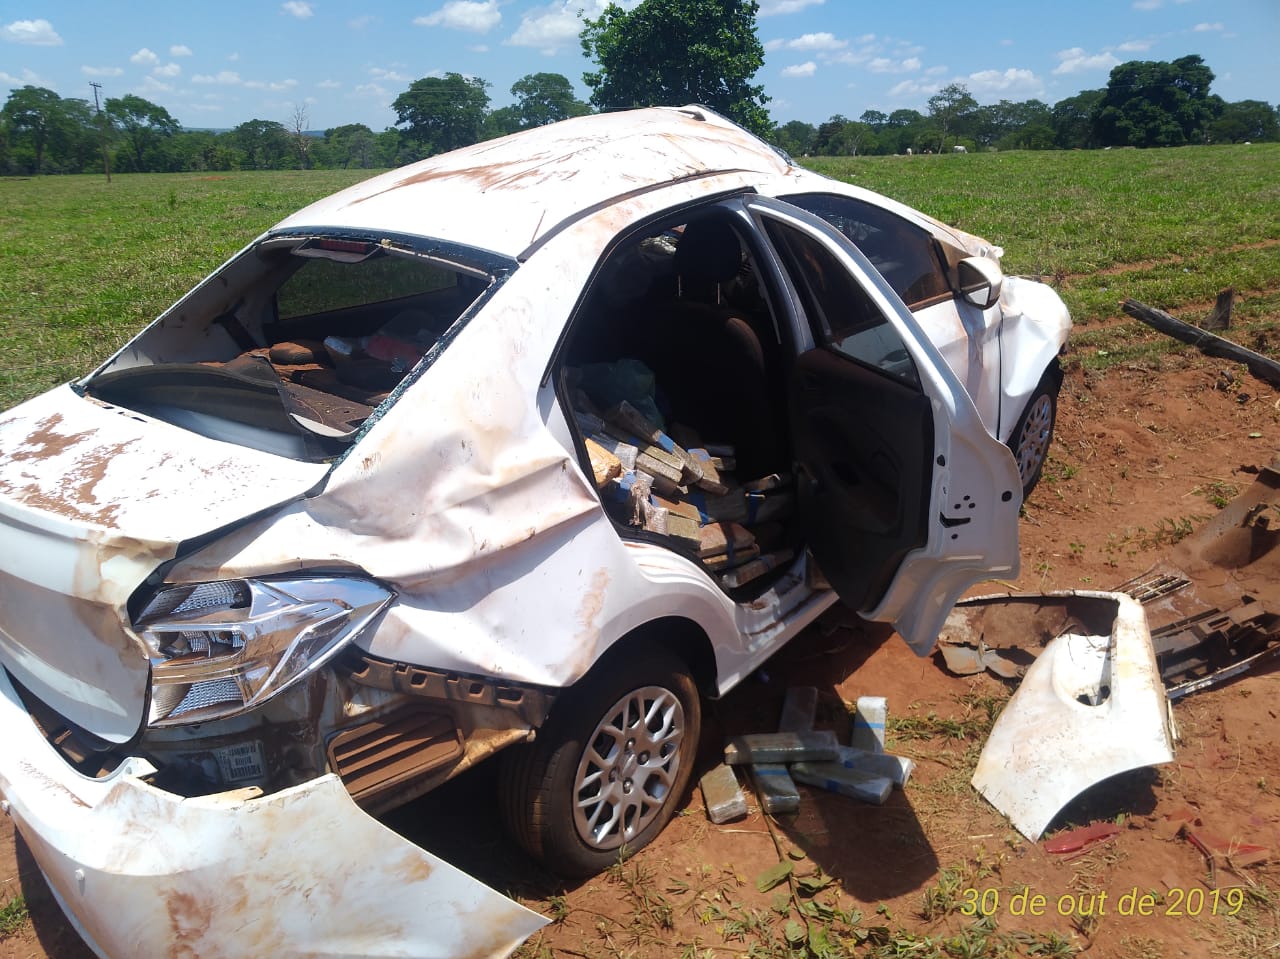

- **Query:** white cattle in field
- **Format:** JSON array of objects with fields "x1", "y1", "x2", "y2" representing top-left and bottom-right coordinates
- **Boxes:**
[{"x1": 953, "y1": 145, "x2": 967, "y2": 153}]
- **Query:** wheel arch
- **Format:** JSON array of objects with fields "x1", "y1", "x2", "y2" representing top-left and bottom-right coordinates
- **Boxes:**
[{"x1": 572, "y1": 615, "x2": 718, "y2": 703}]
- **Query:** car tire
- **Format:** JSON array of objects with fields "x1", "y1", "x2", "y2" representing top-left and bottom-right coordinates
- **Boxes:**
[
  {"x1": 499, "y1": 644, "x2": 700, "y2": 878},
  {"x1": 1008, "y1": 360, "x2": 1062, "y2": 499}
]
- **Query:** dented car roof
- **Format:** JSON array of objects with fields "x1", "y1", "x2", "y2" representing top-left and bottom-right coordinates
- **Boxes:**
[{"x1": 273, "y1": 106, "x2": 998, "y2": 263}]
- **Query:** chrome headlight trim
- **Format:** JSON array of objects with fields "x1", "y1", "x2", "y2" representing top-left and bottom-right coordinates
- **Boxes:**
[{"x1": 136, "y1": 577, "x2": 394, "y2": 726}]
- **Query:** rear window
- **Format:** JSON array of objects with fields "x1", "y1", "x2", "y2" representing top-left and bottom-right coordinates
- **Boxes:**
[{"x1": 278, "y1": 253, "x2": 458, "y2": 321}]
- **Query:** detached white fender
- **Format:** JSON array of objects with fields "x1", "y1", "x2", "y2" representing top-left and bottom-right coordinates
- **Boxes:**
[
  {"x1": 0, "y1": 669, "x2": 547, "y2": 959},
  {"x1": 971, "y1": 591, "x2": 1175, "y2": 841},
  {"x1": 995, "y1": 277, "x2": 1071, "y2": 444}
]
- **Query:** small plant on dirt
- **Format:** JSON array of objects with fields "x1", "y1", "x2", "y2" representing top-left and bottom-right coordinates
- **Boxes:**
[
  {"x1": 0, "y1": 895, "x2": 29, "y2": 937},
  {"x1": 1193, "y1": 480, "x2": 1239, "y2": 509}
]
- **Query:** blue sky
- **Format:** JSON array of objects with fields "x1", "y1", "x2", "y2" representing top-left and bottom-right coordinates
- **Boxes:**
[{"x1": 1, "y1": 0, "x2": 1275, "y2": 131}]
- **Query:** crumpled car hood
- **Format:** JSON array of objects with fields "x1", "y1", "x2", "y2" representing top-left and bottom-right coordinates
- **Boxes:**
[{"x1": 0, "y1": 385, "x2": 327, "y2": 743}]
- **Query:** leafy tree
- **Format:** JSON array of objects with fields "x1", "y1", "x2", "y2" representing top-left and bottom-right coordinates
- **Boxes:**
[
  {"x1": 170, "y1": 130, "x2": 237, "y2": 171},
  {"x1": 511, "y1": 72, "x2": 590, "y2": 128},
  {"x1": 392, "y1": 73, "x2": 490, "y2": 155},
  {"x1": 878, "y1": 108, "x2": 929, "y2": 154},
  {"x1": 1207, "y1": 100, "x2": 1279, "y2": 143},
  {"x1": 972, "y1": 99, "x2": 1051, "y2": 148},
  {"x1": 105, "y1": 94, "x2": 180, "y2": 172},
  {"x1": 927, "y1": 82, "x2": 977, "y2": 153},
  {"x1": 859, "y1": 109, "x2": 888, "y2": 130},
  {"x1": 2, "y1": 86, "x2": 72, "y2": 173},
  {"x1": 580, "y1": 0, "x2": 771, "y2": 137},
  {"x1": 811, "y1": 115, "x2": 875, "y2": 155},
  {"x1": 483, "y1": 106, "x2": 523, "y2": 140},
  {"x1": 771, "y1": 119, "x2": 816, "y2": 157},
  {"x1": 1092, "y1": 54, "x2": 1222, "y2": 147},
  {"x1": 321, "y1": 123, "x2": 378, "y2": 168},
  {"x1": 231, "y1": 119, "x2": 292, "y2": 169},
  {"x1": 1052, "y1": 90, "x2": 1104, "y2": 149}
]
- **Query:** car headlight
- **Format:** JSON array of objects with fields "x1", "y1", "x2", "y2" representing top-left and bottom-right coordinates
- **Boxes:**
[{"x1": 136, "y1": 577, "x2": 394, "y2": 726}]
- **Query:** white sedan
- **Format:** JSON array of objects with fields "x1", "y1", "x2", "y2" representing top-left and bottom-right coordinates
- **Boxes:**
[{"x1": 0, "y1": 106, "x2": 1069, "y2": 958}]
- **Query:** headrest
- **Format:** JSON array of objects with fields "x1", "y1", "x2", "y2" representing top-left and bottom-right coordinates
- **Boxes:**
[{"x1": 673, "y1": 218, "x2": 742, "y2": 284}]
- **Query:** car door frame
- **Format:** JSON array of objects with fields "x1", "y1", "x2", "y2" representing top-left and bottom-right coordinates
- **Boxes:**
[{"x1": 739, "y1": 196, "x2": 1024, "y2": 654}]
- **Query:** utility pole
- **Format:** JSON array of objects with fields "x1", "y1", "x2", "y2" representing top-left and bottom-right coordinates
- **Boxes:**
[{"x1": 89, "y1": 81, "x2": 111, "y2": 183}]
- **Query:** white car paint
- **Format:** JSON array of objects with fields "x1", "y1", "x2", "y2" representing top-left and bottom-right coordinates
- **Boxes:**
[
  {"x1": 971, "y1": 591, "x2": 1176, "y2": 840},
  {"x1": 0, "y1": 105, "x2": 1073, "y2": 958}
]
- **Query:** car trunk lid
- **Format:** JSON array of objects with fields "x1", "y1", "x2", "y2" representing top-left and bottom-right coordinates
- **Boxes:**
[{"x1": 0, "y1": 386, "x2": 328, "y2": 744}]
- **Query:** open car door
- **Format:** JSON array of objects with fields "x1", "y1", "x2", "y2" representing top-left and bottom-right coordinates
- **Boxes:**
[{"x1": 748, "y1": 197, "x2": 1023, "y2": 654}]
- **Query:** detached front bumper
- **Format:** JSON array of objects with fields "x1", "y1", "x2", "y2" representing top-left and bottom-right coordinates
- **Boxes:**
[{"x1": 0, "y1": 669, "x2": 547, "y2": 959}]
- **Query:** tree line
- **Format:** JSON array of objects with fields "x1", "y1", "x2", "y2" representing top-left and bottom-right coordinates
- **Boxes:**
[
  {"x1": 778, "y1": 56, "x2": 1278, "y2": 158},
  {"x1": 2, "y1": 0, "x2": 1276, "y2": 178}
]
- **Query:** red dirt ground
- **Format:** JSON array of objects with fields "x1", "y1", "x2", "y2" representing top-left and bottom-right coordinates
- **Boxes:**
[{"x1": 3, "y1": 353, "x2": 1279, "y2": 958}]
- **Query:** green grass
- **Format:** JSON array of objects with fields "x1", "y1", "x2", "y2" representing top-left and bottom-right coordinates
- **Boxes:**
[
  {"x1": 806, "y1": 144, "x2": 1280, "y2": 326},
  {"x1": 0, "y1": 169, "x2": 375, "y2": 409},
  {"x1": 1, "y1": 146, "x2": 1277, "y2": 410}
]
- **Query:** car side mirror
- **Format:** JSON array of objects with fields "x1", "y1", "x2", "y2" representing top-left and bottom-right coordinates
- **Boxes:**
[{"x1": 958, "y1": 257, "x2": 1004, "y2": 310}]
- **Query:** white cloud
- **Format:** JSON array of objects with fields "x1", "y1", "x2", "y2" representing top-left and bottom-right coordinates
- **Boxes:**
[
  {"x1": 506, "y1": 1, "x2": 611, "y2": 54},
  {"x1": 0, "y1": 67, "x2": 50, "y2": 87},
  {"x1": 1132, "y1": 0, "x2": 1161, "y2": 8},
  {"x1": 369, "y1": 67, "x2": 412, "y2": 82},
  {"x1": 228, "y1": 52, "x2": 240, "y2": 61},
  {"x1": 130, "y1": 47, "x2": 159, "y2": 65},
  {"x1": 1052, "y1": 47, "x2": 1120, "y2": 74},
  {"x1": 415, "y1": 1, "x2": 501, "y2": 32},
  {"x1": 888, "y1": 78, "x2": 941, "y2": 99},
  {"x1": 781, "y1": 61, "x2": 817, "y2": 78},
  {"x1": 317, "y1": 79, "x2": 341, "y2": 88},
  {"x1": 966, "y1": 67, "x2": 1043, "y2": 97},
  {"x1": 1193, "y1": 22, "x2": 1224, "y2": 31},
  {"x1": 170, "y1": 44, "x2": 193, "y2": 57},
  {"x1": 354, "y1": 82, "x2": 389, "y2": 98},
  {"x1": 826, "y1": 50, "x2": 870, "y2": 66},
  {"x1": 138, "y1": 76, "x2": 173, "y2": 94},
  {"x1": 2, "y1": 18, "x2": 62, "y2": 46},
  {"x1": 784, "y1": 32, "x2": 845, "y2": 51},
  {"x1": 193, "y1": 70, "x2": 243, "y2": 85},
  {"x1": 925, "y1": 65, "x2": 948, "y2": 77},
  {"x1": 349, "y1": 15, "x2": 376, "y2": 29},
  {"x1": 81, "y1": 65, "x2": 124, "y2": 77},
  {"x1": 469, "y1": 43, "x2": 490, "y2": 52},
  {"x1": 154, "y1": 62, "x2": 182, "y2": 78},
  {"x1": 868, "y1": 56, "x2": 921, "y2": 74},
  {"x1": 759, "y1": 0, "x2": 825, "y2": 15},
  {"x1": 282, "y1": 2, "x2": 314, "y2": 19},
  {"x1": 244, "y1": 78, "x2": 298, "y2": 91},
  {"x1": 1116, "y1": 39, "x2": 1154, "y2": 52}
]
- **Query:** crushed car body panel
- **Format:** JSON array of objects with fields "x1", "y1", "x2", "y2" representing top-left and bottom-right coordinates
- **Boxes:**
[
  {"x1": 275, "y1": 106, "x2": 794, "y2": 261},
  {"x1": 0, "y1": 668, "x2": 547, "y2": 959},
  {"x1": 0, "y1": 386, "x2": 326, "y2": 743},
  {"x1": 968, "y1": 591, "x2": 1176, "y2": 840}
]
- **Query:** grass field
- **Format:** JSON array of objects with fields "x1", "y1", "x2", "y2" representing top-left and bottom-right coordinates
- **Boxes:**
[{"x1": 1, "y1": 144, "x2": 1278, "y2": 410}]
